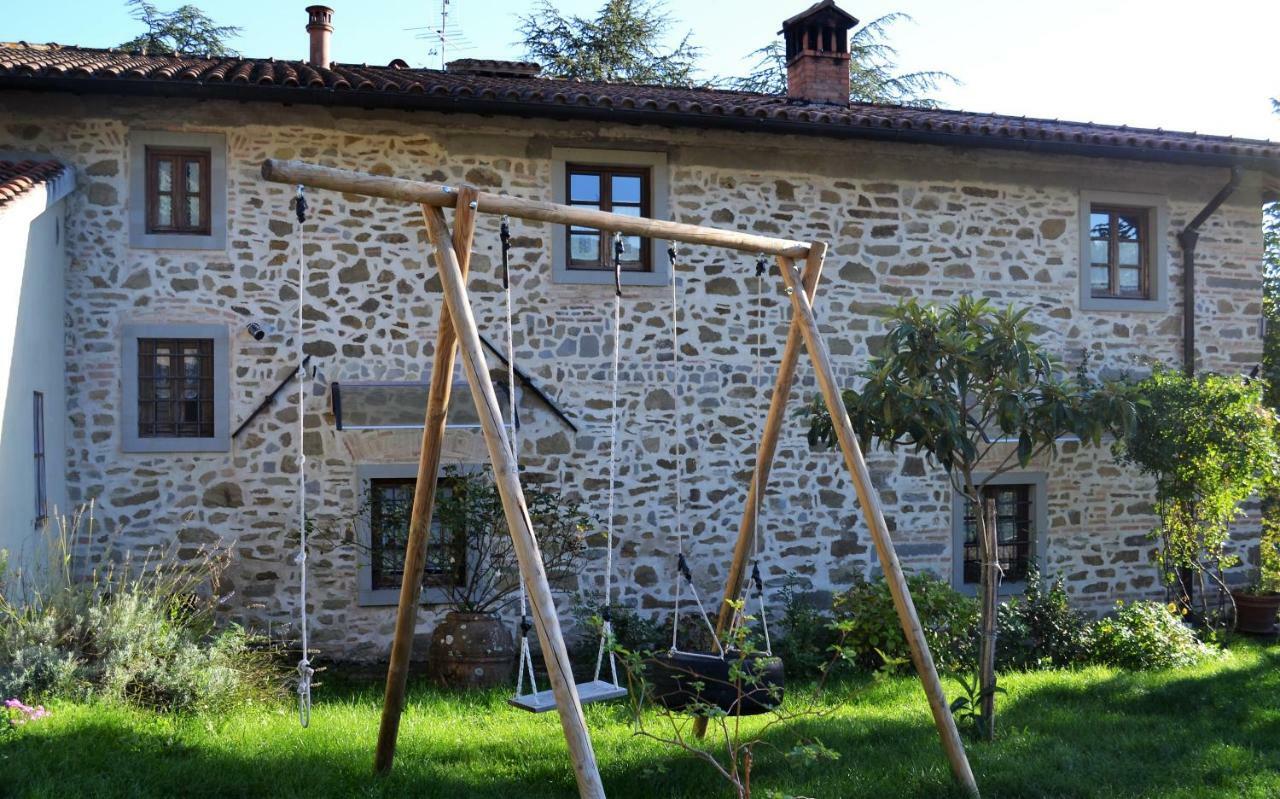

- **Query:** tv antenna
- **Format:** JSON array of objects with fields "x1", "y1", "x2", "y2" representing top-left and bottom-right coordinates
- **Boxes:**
[{"x1": 406, "y1": 0, "x2": 474, "y2": 69}]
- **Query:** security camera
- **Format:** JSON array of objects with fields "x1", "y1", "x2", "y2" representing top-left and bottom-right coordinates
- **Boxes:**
[{"x1": 246, "y1": 321, "x2": 277, "y2": 341}]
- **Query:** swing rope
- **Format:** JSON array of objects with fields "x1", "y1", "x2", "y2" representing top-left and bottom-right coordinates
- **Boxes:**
[
  {"x1": 735, "y1": 255, "x2": 774, "y2": 654},
  {"x1": 293, "y1": 185, "x2": 314, "y2": 728},
  {"x1": 667, "y1": 246, "x2": 724, "y2": 659},
  {"x1": 503, "y1": 217, "x2": 541, "y2": 700},
  {"x1": 592, "y1": 232, "x2": 626, "y2": 688}
]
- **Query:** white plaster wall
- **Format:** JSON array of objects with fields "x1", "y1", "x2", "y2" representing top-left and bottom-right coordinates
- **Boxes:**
[{"x1": 0, "y1": 192, "x2": 69, "y2": 574}]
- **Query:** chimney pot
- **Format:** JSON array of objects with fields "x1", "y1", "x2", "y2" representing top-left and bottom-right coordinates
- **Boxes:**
[
  {"x1": 780, "y1": 0, "x2": 858, "y2": 106},
  {"x1": 305, "y1": 5, "x2": 333, "y2": 68}
]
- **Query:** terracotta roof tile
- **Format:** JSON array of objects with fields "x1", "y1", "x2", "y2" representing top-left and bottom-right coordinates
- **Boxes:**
[
  {"x1": 1, "y1": 42, "x2": 1277, "y2": 169},
  {"x1": 0, "y1": 158, "x2": 67, "y2": 208}
]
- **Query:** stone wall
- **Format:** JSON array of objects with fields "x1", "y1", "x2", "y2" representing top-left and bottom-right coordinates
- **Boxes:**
[{"x1": 0, "y1": 92, "x2": 1267, "y2": 662}]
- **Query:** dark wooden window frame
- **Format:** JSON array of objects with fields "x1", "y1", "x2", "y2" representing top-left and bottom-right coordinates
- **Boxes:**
[
  {"x1": 136, "y1": 337, "x2": 216, "y2": 439},
  {"x1": 564, "y1": 163, "x2": 652, "y2": 273},
  {"x1": 1089, "y1": 204, "x2": 1151, "y2": 300},
  {"x1": 962, "y1": 484, "x2": 1034, "y2": 585},
  {"x1": 144, "y1": 147, "x2": 212, "y2": 235},
  {"x1": 33, "y1": 391, "x2": 46, "y2": 525},
  {"x1": 368, "y1": 476, "x2": 466, "y2": 592}
]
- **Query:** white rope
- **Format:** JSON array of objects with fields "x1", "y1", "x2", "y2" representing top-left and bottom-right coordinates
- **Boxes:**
[
  {"x1": 669, "y1": 249, "x2": 683, "y2": 653},
  {"x1": 502, "y1": 217, "x2": 541, "y2": 698},
  {"x1": 665, "y1": 248, "x2": 724, "y2": 659},
  {"x1": 594, "y1": 233, "x2": 623, "y2": 686},
  {"x1": 294, "y1": 185, "x2": 313, "y2": 728}
]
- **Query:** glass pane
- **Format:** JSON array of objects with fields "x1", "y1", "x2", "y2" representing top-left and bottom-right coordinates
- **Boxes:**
[
  {"x1": 570, "y1": 232, "x2": 599, "y2": 262},
  {"x1": 187, "y1": 196, "x2": 201, "y2": 228},
  {"x1": 1118, "y1": 241, "x2": 1140, "y2": 266},
  {"x1": 1090, "y1": 240, "x2": 1110, "y2": 265},
  {"x1": 1119, "y1": 267, "x2": 1141, "y2": 291},
  {"x1": 1091, "y1": 265, "x2": 1110, "y2": 290},
  {"x1": 621, "y1": 235, "x2": 642, "y2": 261},
  {"x1": 612, "y1": 175, "x2": 642, "y2": 204},
  {"x1": 569, "y1": 172, "x2": 600, "y2": 202},
  {"x1": 156, "y1": 195, "x2": 173, "y2": 227},
  {"x1": 614, "y1": 205, "x2": 641, "y2": 218},
  {"x1": 1089, "y1": 211, "x2": 1110, "y2": 240},
  {"x1": 156, "y1": 159, "x2": 172, "y2": 192},
  {"x1": 1116, "y1": 214, "x2": 1142, "y2": 241},
  {"x1": 184, "y1": 159, "x2": 201, "y2": 193}
]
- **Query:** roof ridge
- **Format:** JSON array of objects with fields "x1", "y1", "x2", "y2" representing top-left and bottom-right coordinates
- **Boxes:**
[{"x1": 0, "y1": 44, "x2": 1274, "y2": 156}]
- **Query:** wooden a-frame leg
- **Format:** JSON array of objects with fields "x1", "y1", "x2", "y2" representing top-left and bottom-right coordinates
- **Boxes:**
[
  {"x1": 692, "y1": 241, "x2": 827, "y2": 740},
  {"x1": 374, "y1": 188, "x2": 480, "y2": 774},
  {"x1": 775, "y1": 256, "x2": 979, "y2": 797},
  {"x1": 421, "y1": 204, "x2": 605, "y2": 799}
]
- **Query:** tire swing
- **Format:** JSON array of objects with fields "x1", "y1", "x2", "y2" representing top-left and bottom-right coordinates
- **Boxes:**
[
  {"x1": 645, "y1": 250, "x2": 784, "y2": 717},
  {"x1": 508, "y1": 226, "x2": 627, "y2": 713}
]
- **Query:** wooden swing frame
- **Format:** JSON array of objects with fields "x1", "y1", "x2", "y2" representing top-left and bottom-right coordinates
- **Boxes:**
[{"x1": 261, "y1": 158, "x2": 980, "y2": 799}]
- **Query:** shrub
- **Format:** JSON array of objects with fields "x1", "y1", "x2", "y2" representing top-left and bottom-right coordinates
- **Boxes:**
[
  {"x1": 831, "y1": 573, "x2": 978, "y2": 674},
  {"x1": 0, "y1": 508, "x2": 284, "y2": 712},
  {"x1": 1085, "y1": 600, "x2": 1216, "y2": 670},
  {"x1": 996, "y1": 569, "x2": 1090, "y2": 670},
  {"x1": 772, "y1": 579, "x2": 838, "y2": 679}
]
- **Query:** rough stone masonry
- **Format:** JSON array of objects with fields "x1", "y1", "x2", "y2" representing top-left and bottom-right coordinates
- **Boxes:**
[{"x1": 0, "y1": 91, "x2": 1267, "y2": 662}]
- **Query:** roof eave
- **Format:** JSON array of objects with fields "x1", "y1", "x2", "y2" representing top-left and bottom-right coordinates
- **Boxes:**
[{"x1": 3, "y1": 75, "x2": 1277, "y2": 176}]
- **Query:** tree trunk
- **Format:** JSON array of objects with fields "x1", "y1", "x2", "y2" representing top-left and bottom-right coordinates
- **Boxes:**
[{"x1": 968, "y1": 477, "x2": 999, "y2": 743}]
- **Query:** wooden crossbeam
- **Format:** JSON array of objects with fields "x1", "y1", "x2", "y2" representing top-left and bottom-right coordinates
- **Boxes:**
[{"x1": 262, "y1": 159, "x2": 810, "y2": 258}]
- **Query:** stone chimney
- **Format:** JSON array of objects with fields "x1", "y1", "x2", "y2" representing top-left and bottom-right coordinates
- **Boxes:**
[
  {"x1": 781, "y1": 0, "x2": 858, "y2": 106},
  {"x1": 305, "y1": 5, "x2": 333, "y2": 68}
]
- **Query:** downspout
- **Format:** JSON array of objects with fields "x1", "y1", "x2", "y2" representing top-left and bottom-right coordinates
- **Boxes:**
[{"x1": 1178, "y1": 167, "x2": 1242, "y2": 377}]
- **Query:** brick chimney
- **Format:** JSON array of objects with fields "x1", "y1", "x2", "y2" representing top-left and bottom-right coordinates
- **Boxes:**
[
  {"x1": 781, "y1": 0, "x2": 858, "y2": 106},
  {"x1": 305, "y1": 5, "x2": 333, "y2": 68}
]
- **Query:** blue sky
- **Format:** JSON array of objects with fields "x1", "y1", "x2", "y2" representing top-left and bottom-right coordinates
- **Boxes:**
[{"x1": 6, "y1": 1, "x2": 1278, "y2": 140}]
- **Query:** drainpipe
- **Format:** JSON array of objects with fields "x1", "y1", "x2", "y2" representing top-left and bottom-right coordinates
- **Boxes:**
[{"x1": 1178, "y1": 167, "x2": 1242, "y2": 377}]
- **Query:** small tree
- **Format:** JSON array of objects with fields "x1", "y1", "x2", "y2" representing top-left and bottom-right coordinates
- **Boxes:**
[
  {"x1": 1113, "y1": 368, "x2": 1279, "y2": 620},
  {"x1": 517, "y1": 0, "x2": 701, "y2": 86},
  {"x1": 727, "y1": 13, "x2": 956, "y2": 107},
  {"x1": 806, "y1": 297, "x2": 1134, "y2": 740},
  {"x1": 118, "y1": 0, "x2": 241, "y2": 56}
]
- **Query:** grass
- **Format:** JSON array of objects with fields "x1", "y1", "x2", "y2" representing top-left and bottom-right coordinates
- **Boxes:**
[{"x1": 4, "y1": 641, "x2": 1279, "y2": 799}]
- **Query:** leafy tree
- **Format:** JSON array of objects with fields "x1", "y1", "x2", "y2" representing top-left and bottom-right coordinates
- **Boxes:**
[
  {"x1": 517, "y1": 0, "x2": 700, "y2": 86},
  {"x1": 806, "y1": 297, "x2": 1135, "y2": 740},
  {"x1": 1113, "y1": 369, "x2": 1278, "y2": 620},
  {"x1": 727, "y1": 13, "x2": 956, "y2": 107},
  {"x1": 119, "y1": 0, "x2": 241, "y2": 57}
]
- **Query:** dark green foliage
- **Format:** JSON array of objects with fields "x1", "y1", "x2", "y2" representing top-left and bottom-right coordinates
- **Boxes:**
[
  {"x1": 1085, "y1": 600, "x2": 1216, "y2": 670},
  {"x1": 996, "y1": 569, "x2": 1089, "y2": 670},
  {"x1": 728, "y1": 13, "x2": 956, "y2": 107},
  {"x1": 1113, "y1": 368, "x2": 1278, "y2": 615},
  {"x1": 830, "y1": 573, "x2": 978, "y2": 674},
  {"x1": 518, "y1": 0, "x2": 700, "y2": 86},
  {"x1": 118, "y1": 0, "x2": 241, "y2": 56},
  {"x1": 772, "y1": 579, "x2": 839, "y2": 679}
]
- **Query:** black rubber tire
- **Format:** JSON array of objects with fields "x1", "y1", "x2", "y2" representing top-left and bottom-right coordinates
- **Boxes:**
[{"x1": 644, "y1": 650, "x2": 785, "y2": 716}]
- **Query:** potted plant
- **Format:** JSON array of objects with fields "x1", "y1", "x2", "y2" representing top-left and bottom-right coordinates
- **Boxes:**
[
  {"x1": 425, "y1": 468, "x2": 590, "y2": 688},
  {"x1": 1231, "y1": 512, "x2": 1280, "y2": 634}
]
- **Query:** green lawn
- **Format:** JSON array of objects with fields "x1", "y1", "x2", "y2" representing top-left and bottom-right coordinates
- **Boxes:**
[{"x1": 5, "y1": 641, "x2": 1279, "y2": 799}]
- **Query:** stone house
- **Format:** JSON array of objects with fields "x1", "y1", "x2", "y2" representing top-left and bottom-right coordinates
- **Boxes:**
[{"x1": 1, "y1": 2, "x2": 1277, "y2": 662}]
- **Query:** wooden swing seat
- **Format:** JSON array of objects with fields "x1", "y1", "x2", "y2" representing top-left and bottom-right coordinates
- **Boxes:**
[{"x1": 508, "y1": 679, "x2": 628, "y2": 713}]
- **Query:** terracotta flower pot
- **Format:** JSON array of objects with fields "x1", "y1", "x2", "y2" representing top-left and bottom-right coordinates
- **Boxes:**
[
  {"x1": 427, "y1": 610, "x2": 515, "y2": 689},
  {"x1": 1231, "y1": 590, "x2": 1280, "y2": 635}
]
